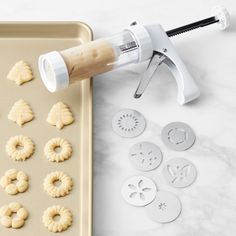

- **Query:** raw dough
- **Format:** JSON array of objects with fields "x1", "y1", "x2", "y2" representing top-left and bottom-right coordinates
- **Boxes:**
[
  {"x1": 46, "y1": 102, "x2": 74, "y2": 129},
  {"x1": 61, "y1": 39, "x2": 116, "y2": 82},
  {"x1": 0, "y1": 205, "x2": 11, "y2": 217},
  {"x1": 1, "y1": 216, "x2": 12, "y2": 228},
  {"x1": 44, "y1": 137, "x2": 72, "y2": 162},
  {"x1": 7, "y1": 60, "x2": 33, "y2": 85},
  {"x1": 17, "y1": 208, "x2": 28, "y2": 220},
  {"x1": 5, "y1": 184, "x2": 18, "y2": 195},
  {"x1": 0, "y1": 202, "x2": 28, "y2": 229},
  {"x1": 6, "y1": 135, "x2": 35, "y2": 161},
  {"x1": 43, "y1": 171, "x2": 73, "y2": 197},
  {"x1": 8, "y1": 99, "x2": 34, "y2": 127},
  {"x1": 9, "y1": 202, "x2": 21, "y2": 212},
  {"x1": 0, "y1": 176, "x2": 11, "y2": 188},
  {"x1": 42, "y1": 205, "x2": 72, "y2": 233},
  {"x1": 0, "y1": 169, "x2": 29, "y2": 195}
]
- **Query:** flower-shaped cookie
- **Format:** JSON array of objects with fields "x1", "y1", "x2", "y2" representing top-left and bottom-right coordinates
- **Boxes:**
[
  {"x1": 0, "y1": 202, "x2": 28, "y2": 228},
  {"x1": 0, "y1": 169, "x2": 29, "y2": 195}
]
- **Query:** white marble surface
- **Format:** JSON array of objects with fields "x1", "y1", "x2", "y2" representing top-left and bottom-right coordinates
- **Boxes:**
[{"x1": 1, "y1": 0, "x2": 236, "y2": 235}]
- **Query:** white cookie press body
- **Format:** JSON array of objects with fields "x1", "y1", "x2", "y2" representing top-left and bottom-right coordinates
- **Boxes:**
[
  {"x1": 127, "y1": 23, "x2": 200, "y2": 105},
  {"x1": 38, "y1": 6, "x2": 229, "y2": 105}
]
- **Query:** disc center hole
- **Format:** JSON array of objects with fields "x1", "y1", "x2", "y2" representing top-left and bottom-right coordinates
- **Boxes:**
[
  {"x1": 53, "y1": 214, "x2": 61, "y2": 222},
  {"x1": 54, "y1": 146, "x2": 62, "y2": 153},
  {"x1": 16, "y1": 143, "x2": 24, "y2": 150},
  {"x1": 11, "y1": 178, "x2": 17, "y2": 184},
  {"x1": 11, "y1": 212, "x2": 17, "y2": 219},
  {"x1": 53, "y1": 179, "x2": 61, "y2": 187}
]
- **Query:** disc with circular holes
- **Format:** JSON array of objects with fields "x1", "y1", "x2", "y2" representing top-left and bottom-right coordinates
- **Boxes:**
[
  {"x1": 112, "y1": 109, "x2": 146, "y2": 138},
  {"x1": 146, "y1": 191, "x2": 182, "y2": 223},
  {"x1": 129, "y1": 142, "x2": 163, "y2": 171},
  {"x1": 121, "y1": 175, "x2": 157, "y2": 207},
  {"x1": 161, "y1": 122, "x2": 196, "y2": 151},
  {"x1": 162, "y1": 158, "x2": 197, "y2": 188}
]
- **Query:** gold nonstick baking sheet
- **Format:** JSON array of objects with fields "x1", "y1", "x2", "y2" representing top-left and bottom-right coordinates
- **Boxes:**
[{"x1": 0, "y1": 22, "x2": 92, "y2": 236}]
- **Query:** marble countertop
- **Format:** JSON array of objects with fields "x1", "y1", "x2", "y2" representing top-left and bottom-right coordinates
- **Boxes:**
[{"x1": 1, "y1": 0, "x2": 236, "y2": 235}]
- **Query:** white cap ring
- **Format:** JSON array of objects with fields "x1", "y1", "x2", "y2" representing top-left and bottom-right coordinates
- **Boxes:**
[{"x1": 38, "y1": 51, "x2": 69, "y2": 92}]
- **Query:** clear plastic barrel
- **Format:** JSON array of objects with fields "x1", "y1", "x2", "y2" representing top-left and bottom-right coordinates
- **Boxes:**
[
  {"x1": 59, "y1": 30, "x2": 140, "y2": 83},
  {"x1": 39, "y1": 30, "x2": 141, "y2": 92},
  {"x1": 107, "y1": 30, "x2": 140, "y2": 67}
]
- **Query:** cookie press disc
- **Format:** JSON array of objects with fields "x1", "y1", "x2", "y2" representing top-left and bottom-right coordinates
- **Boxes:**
[
  {"x1": 161, "y1": 122, "x2": 196, "y2": 151},
  {"x1": 146, "y1": 191, "x2": 182, "y2": 223},
  {"x1": 121, "y1": 175, "x2": 157, "y2": 207},
  {"x1": 112, "y1": 109, "x2": 146, "y2": 138},
  {"x1": 162, "y1": 158, "x2": 197, "y2": 188},
  {"x1": 129, "y1": 142, "x2": 163, "y2": 171}
]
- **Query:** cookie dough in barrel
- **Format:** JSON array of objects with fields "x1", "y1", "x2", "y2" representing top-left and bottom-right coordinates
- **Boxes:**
[{"x1": 61, "y1": 39, "x2": 116, "y2": 83}]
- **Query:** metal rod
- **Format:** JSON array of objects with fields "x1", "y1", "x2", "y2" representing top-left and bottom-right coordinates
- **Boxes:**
[{"x1": 166, "y1": 16, "x2": 219, "y2": 37}]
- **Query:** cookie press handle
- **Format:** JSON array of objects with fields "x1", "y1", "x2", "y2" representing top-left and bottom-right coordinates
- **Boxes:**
[
  {"x1": 134, "y1": 24, "x2": 200, "y2": 105},
  {"x1": 151, "y1": 24, "x2": 200, "y2": 104}
]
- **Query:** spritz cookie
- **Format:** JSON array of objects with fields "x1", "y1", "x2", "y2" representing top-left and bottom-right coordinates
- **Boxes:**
[
  {"x1": 43, "y1": 171, "x2": 73, "y2": 198},
  {"x1": 8, "y1": 99, "x2": 34, "y2": 127},
  {"x1": 0, "y1": 169, "x2": 29, "y2": 195},
  {"x1": 42, "y1": 205, "x2": 72, "y2": 233},
  {"x1": 6, "y1": 135, "x2": 35, "y2": 161},
  {"x1": 7, "y1": 60, "x2": 33, "y2": 85},
  {"x1": 46, "y1": 102, "x2": 74, "y2": 130},
  {"x1": 44, "y1": 137, "x2": 72, "y2": 162},
  {"x1": 0, "y1": 202, "x2": 29, "y2": 229}
]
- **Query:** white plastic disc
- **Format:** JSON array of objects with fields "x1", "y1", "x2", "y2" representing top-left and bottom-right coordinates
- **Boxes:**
[
  {"x1": 129, "y1": 142, "x2": 163, "y2": 171},
  {"x1": 162, "y1": 158, "x2": 197, "y2": 188},
  {"x1": 146, "y1": 191, "x2": 182, "y2": 223},
  {"x1": 161, "y1": 122, "x2": 196, "y2": 151},
  {"x1": 121, "y1": 175, "x2": 157, "y2": 207},
  {"x1": 112, "y1": 109, "x2": 146, "y2": 138}
]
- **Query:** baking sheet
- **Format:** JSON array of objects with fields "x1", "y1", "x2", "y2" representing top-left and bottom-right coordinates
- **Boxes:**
[{"x1": 0, "y1": 22, "x2": 92, "y2": 236}]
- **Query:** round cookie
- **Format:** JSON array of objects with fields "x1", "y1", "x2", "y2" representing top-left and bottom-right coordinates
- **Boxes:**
[
  {"x1": 44, "y1": 138, "x2": 72, "y2": 162},
  {"x1": 42, "y1": 205, "x2": 72, "y2": 233},
  {"x1": 43, "y1": 171, "x2": 73, "y2": 198},
  {"x1": 6, "y1": 135, "x2": 35, "y2": 161}
]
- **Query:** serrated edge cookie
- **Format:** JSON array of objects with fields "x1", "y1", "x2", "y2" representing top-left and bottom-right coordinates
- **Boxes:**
[{"x1": 7, "y1": 60, "x2": 33, "y2": 85}]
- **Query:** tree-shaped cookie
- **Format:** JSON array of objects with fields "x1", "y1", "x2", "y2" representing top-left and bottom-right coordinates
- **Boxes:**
[
  {"x1": 8, "y1": 99, "x2": 34, "y2": 127},
  {"x1": 46, "y1": 102, "x2": 74, "y2": 130},
  {"x1": 7, "y1": 60, "x2": 33, "y2": 85}
]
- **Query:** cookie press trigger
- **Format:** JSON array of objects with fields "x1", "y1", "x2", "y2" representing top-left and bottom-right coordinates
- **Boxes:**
[{"x1": 133, "y1": 6, "x2": 230, "y2": 104}]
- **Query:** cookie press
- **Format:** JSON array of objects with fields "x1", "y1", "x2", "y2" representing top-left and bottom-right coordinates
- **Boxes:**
[{"x1": 38, "y1": 6, "x2": 230, "y2": 105}]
